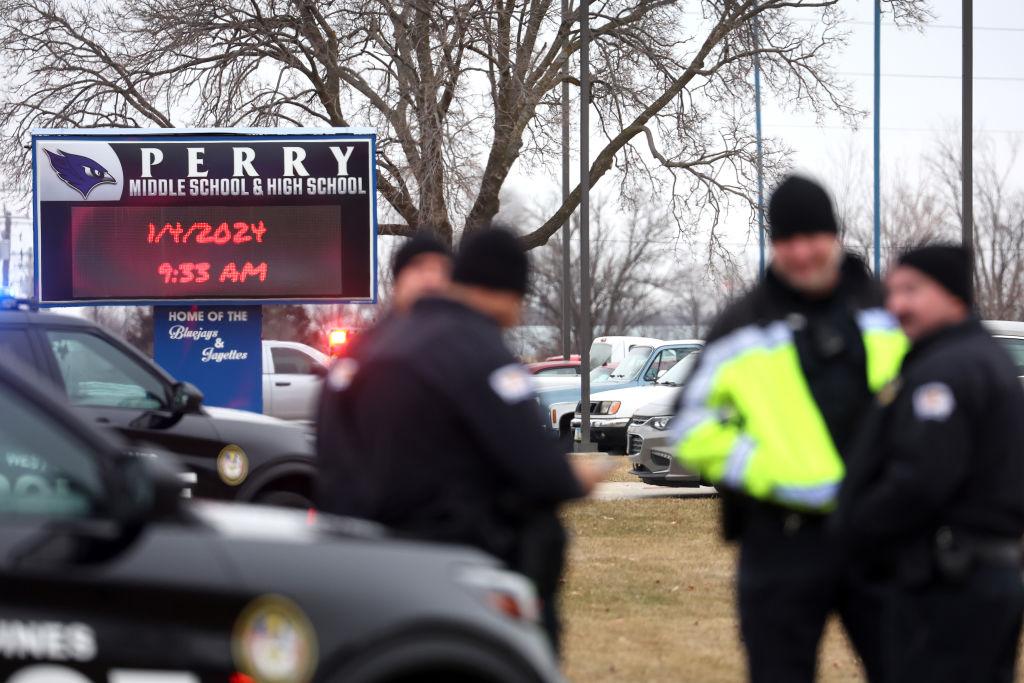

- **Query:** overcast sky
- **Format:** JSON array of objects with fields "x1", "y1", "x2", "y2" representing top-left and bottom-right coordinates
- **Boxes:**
[
  {"x1": 8, "y1": 0, "x2": 1024, "y2": 299},
  {"x1": 505, "y1": 0, "x2": 1024, "y2": 271}
]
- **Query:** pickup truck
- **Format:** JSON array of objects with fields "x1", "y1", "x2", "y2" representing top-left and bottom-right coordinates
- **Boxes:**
[
  {"x1": 538, "y1": 339, "x2": 703, "y2": 448},
  {"x1": 261, "y1": 340, "x2": 328, "y2": 421}
]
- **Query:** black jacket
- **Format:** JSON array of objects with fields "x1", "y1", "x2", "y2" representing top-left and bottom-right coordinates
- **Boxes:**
[
  {"x1": 316, "y1": 296, "x2": 584, "y2": 562},
  {"x1": 696, "y1": 254, "x2": 885, "y2": 539},
  {"x1": 838, "y1": 317, "x2": 1024, "y2": 551}
]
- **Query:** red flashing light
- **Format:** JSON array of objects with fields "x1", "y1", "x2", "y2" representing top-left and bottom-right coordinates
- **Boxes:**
[{"x1": 329, "y1": 329, "x2": 349, "y2": 347}]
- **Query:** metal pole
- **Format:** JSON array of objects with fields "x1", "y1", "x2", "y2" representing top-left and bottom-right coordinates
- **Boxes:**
[
  {"x1": 578, "y1": 0, "x2": 595, "y2": 450},
  {"x1": 561, "y1": 0, "x2": 572, "y2": 360},
  {"x1": 1, "y1": 207, "x2": 10, "y2": 290},
  {"x1": 872, "y1": 0, "x2": 882, "y2": 277},
  {"x1": 962, "y1": 0, "x2": 973, "y2": 253},
  {"x1": 753, "y1": 15, "x2": 766, "y2": 279}
]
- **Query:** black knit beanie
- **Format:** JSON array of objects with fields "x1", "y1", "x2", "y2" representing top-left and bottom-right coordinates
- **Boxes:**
[
  {"x1": 898, "y1": 244, "x2": 974, "y2": 307},
  {"x1": 768, "y1": 175, "x2": 839, "y2": 240},
  {"x1": 392, "y1": 230, "x2": 451, "y2": 279},
  {"x1": 452, "y1": 227, "x2": 530, "y2": 295}
]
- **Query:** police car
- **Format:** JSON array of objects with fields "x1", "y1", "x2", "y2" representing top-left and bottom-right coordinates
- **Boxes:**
[
  {"x1": 0, "y1": 300, "x2": 317, "y2": 507},
  {"x1": 0, "y1": 358, "x2": 563, "y2": 683}
]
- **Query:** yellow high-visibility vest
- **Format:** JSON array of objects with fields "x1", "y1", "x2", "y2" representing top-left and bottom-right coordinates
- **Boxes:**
[{"x1": 673, "y1": 308, "x2": 908, "y2": 511}]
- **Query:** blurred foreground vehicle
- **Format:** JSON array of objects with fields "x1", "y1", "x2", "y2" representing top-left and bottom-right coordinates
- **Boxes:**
[
  {"x1": 0, "y1": 304, "x2": 316, "y2": 507},
  {"x1": 0, "y1": 359, "x2": 564, "y2": 683}
]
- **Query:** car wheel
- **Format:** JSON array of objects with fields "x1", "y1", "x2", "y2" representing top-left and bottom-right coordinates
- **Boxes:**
[{"x1": 254, "y1": 489, "x2": 313, "y2": 508}]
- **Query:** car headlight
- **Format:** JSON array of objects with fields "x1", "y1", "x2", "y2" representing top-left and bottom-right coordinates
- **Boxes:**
[
  {"x1": 649, "y1": 416, "x2": 673, "y2": 431},
  {"x1": 596, "y1": 401, "x2": 621, "y2": 415},
  {"x1": 233, "y1": 594, "x2": 318, "y2": 683},
  {"x1": 457, "y1": 565, "x2": 541, "y2": 623}
]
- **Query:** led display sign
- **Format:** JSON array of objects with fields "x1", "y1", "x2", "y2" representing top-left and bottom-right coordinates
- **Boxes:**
[{"x1": 32, "y1": 130, "x2": 377, "y2": 305}]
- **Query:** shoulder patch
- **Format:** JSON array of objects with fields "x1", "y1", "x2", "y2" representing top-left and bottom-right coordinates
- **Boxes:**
[
  {"x1": 488, "y1": 363, "x2": 535, "y2": 404},
  {"x1": 912, "y1": 382, "x2": 956, "y2": 421},
  {"x1": 327, "y1": 358, "x2": 360, "y2": 391}
]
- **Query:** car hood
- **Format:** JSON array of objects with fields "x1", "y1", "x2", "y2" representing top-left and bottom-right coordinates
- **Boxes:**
[
  {"x1": 584, "y1": 384, "x2": 679, "y2": 417},
  {"x1": 535, "y1": 379, "x2": 630, "y2": 404},
  {"x1": 204, "y1": 405, "x2": 290, "y2": 426},
  {"x1": 189, "y1": 501, "x2": 560, "y2": 680},
  {"x1": 632, "y1": 386, "x2": 684, "y2": 417},
  {"x1": 202, "y1": 405, "x2": 314, "y2": 457}
]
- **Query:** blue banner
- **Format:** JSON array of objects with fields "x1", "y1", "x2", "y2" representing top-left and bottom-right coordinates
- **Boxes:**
[{"x1": 153, "y1": 305, "x2": 263, "y2": 412}]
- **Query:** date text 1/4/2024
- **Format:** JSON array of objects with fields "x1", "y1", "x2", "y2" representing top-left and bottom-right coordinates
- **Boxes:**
[{"x1": 157, "y1": 261, "x2": 267, "y2": 285}]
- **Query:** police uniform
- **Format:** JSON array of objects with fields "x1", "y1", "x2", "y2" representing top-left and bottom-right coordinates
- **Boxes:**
[
  {"x1": 671, "y1": 177, "x2": 908, "y2": 682},
  {"x1": 838, "y1": 317, "x2": 1024, "y2": 678},
  {"x1": 316, "y1": 295, "x2": 584, "y2": 649},
  {"x1": 315, "y1": 230, "x2": 449, "y2": 508}
]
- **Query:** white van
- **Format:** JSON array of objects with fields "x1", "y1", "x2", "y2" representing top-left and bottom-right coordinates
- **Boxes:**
[{"x1": 589, "y1": 335, "x2": 664, "y2": 373}]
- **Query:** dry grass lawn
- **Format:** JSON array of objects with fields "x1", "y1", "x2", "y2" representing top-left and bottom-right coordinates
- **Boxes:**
[{"x1": 560, "y1": 458, "x2": 866, "y2": 682}]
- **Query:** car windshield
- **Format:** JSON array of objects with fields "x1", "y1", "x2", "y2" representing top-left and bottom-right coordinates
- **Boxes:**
[
  {"x1": 590, "y1": 365, "x2": 614, "y2": 382},
  {"x1": 609, "y1": 347, "x2": 651, "y2": 380},
  {"x1": 590, "y1": 343, "x2": 613, "y2": 369},
  {"x1": 657, "y1": 352, "x2": 700, "y2": 386},
  {"x1": 996, "y1": 337, "x2": 1024, "y2": 376}
]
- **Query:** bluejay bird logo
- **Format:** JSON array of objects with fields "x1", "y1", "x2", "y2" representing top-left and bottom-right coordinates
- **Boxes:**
[{"x1": 43, "y1": 149, "x2": 116, "y2": 199}]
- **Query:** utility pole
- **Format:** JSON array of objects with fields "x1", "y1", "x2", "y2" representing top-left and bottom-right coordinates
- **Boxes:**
[
  {"x1": 561, "y1": 0, "x2": 572, "y2": 361},
  {"x1": 577, "y1": 0, "x2": 596, "y2": 452},
  {"x1": 872, "y1": 0, "x2": 882, "y2": 277},
  {"x1": 1, "y1": 206, "x2": 11, "y2": 290},
  {"x1": 753, "y1": 13, "x2": 766, "y2": 279},
  {"x1": 962, "y1": 0, "x2": 973, "y2": 252}
]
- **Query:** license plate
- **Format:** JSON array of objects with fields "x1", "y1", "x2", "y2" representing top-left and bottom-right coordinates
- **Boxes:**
[{"x1": 574, "y1": 427, "x2": 582, "y2": 443}]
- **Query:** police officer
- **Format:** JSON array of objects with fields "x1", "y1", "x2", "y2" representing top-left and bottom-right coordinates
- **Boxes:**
[
  {"x1": 671, "y1": 175, "x2": 907, "y2": 682},
  {"x1": 316, "y1": 226, "x2": 606, "y2": 650},
  {"x1": 349, "y1": 229, "x2": 452, "y2": 357},
  {"x1": 837, "y1": 244, "x2": 1024, "y2": 683},
  {"x1": 316, "y1": 230, "x2": 450, "y2": 476}
]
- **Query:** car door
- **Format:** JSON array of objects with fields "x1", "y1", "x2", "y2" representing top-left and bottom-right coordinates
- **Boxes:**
[
  {"x1": 0, "y1": 325, "x2": 38, "y2": 375},
  {"x1": 33, "y1": 326, "x2": 226, "y2": 497},
  {"x1": 268, "y1": 346, "x2": 325, "y2": 421},
  {"x1": 0, "y1": 379, "x2": 242, "y2": 682}
]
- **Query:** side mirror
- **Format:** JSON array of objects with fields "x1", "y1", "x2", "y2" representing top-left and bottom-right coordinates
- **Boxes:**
[
  {"x1": 172, "y1": 381, "x2": 204, "y2": 414},
  {"x1": 311, "y1": 363, "x2": 328, "y2": 378},
  {"x1": 117, "y1": 451, "x2": 185, "y2": 522}
]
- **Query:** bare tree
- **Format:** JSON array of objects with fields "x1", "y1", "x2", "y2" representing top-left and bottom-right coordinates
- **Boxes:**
[
  {"x1": 83, "y1": 306, "x2": 154, "y2": 353},
  {"x1": 526, "y1": 192, "x2": 694, "y2": 354},
  {"x1": 841, "y1": 179, "x2": 956, "y2": 269},
  {"x1": 929, "y1": 137, "x2": 1024, "y2": 321},
  {"x1": 836, "y1": 135, "x2": 1024, "y2": 321},
  {"x1": 0, "y1": 0, "x2": 928, "y2": 253}
]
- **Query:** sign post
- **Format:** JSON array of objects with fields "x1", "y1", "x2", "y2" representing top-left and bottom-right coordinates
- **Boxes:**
[{"x1": 33, "y1": 128, "x2": 378, "y2": 411}]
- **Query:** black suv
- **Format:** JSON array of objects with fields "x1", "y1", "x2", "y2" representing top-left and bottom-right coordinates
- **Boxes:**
[
  {"x1": 0, "y1": 358, "x2": 561, "y2": 683},
  {"x1": 0, "y1": 304, "x2": 317, "y2": 507}
]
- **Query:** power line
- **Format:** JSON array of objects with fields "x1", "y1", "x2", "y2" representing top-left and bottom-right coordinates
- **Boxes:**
[
  {"x1": 840, "y1": 71, "x2": 1024, "y2": 82},
  {"x1": 847, "y1": 20, "x2": 1024, "y2": 33},
  {"x1": 765, "y1": 123, "x2": 1024, "y2": 135}
]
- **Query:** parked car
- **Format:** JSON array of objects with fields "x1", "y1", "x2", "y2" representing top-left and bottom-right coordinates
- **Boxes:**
[
  {"x1": 0, "y1": 304, "x2": 318, "y2": 507},
  {"x1": 540, "y1": 340, "x2": 703, "y2": 445},
  {"x1": 625, "y1": 355, "x2": 703, "y2": 486},
  {"x1": 984, "y1": 320, "x2": 1024, "y2": 378},
  {"x1": 570, "y1": 350, "x2": 701, "y2": 453},
  {"x1": 262, "y1": 340, "x2": 329, "y2": 421},
  {"x1": 527, "y1": 356, "x2": 581, "y2": 376},
  {"x1": 0, "y1": 358, "x2": 563, "y2": 683}
]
